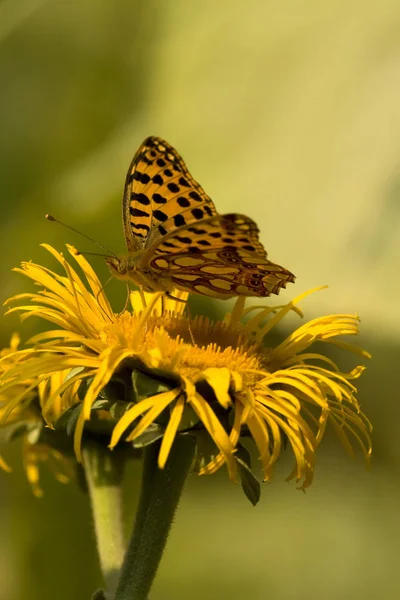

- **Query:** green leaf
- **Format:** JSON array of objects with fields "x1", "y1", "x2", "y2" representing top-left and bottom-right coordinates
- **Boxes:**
[{"x1": 235, "y1": 446, "x2": 261, "y2": 506}]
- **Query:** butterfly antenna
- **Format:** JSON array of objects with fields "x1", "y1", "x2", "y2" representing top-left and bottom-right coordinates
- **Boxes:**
[{"x1": 45, "y1": 214, "x2": 118, "y2": 259}]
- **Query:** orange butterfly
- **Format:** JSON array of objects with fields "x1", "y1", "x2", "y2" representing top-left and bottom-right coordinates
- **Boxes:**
[{"x1": 106, "y1": 137, "x2": 295, "y2": 299}]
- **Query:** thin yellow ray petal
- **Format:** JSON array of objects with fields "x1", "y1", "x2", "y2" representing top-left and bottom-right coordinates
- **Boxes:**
[
  {"x1": 199, "y1": 367, "x2": 233, "y2": 409},
  {"x1": 82, "y1": 348, "x2": 136, "y2": 419},
  {"x1": 158, "y1": 394, "x2": 186, "y2": 468},
  {"x1": 189, "y1": 392, "x2": 237, "y2": 480},
  {"x1": 126, "y1": 390, "x2": 181, "y2": 443},
  {"x1": 198, "y1": 454, "x2": 226, "y2": 475},
  {"x1": 110, "y1": 388, "x2": 181, "y2": 448},
  {"x1": 255, "y1": 286, "x2": 328, "y2": 342},
  {"x1": 74, "y1": 407, "x2": 86, "y2": 463}
]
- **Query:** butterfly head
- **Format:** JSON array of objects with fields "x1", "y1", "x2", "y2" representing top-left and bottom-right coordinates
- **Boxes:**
[{"x1": 105, "y1": 256, "x2": 135, "y2": 282}]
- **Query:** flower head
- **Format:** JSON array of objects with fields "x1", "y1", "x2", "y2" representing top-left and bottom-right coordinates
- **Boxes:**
[{"x1": 1, "y1": 245, "x2": 372, "y2": 500}]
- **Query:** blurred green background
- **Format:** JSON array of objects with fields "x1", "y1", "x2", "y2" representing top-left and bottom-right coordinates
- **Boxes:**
[{"x1": 0, "y1": 1, "x2": 399, "y2": 598}]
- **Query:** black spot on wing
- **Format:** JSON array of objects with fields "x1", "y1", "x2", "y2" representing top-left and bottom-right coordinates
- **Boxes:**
[
  {"x1": 133, "y1": 223, "x2": 150, "y2": 233},
  {"x1": 153, "y1": 174, "x2": 164, "y2": 185},
  {"x1": 177, "y1": 197, "x2": 190, "y2": 207},
  {"x1": 128, "y1": 171, "x2": 150, "y2": 184},
  {"x1": 188, "y1": 227, "x2": 206, "y2": 235},
  {"x1": 152, "y1": 193, "x2": 167, "y2": 204},
  {"x1": 167, "y1": 182, "x2": 180, "y2": 193},
  {"x1": 174, "y1": 214, "x2": 186, "y2": 227},
  {"x1": 175, "y1": 236, "x2": 192, "y2": 244},
  {"x1": 130, "y1": 207, "x2": 150, "y2": 218},
  {"x1": 189, "y1": 191, "x2": 202, "y2": 202},
  {"x1": 192, "y1": 208, "x2": 204, "y2": 219},
  {"x1": 131, "y1": 192, "x2": 150, "y2": 205},
  {"x1": 153, "y1": 209, "x2": 168, "y2": 222}
]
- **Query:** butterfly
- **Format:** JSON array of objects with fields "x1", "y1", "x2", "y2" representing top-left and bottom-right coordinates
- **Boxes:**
[{"x1": 106, "y1": 136, "x2": 295, "y2": 299}]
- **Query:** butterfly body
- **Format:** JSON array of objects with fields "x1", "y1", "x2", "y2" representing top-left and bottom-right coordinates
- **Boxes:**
[
  {"x1": 108, "y1": 136, "x2": 295, "y2": 298},
  {"x1": 106, "y1": 253, "x2": 177, "y2": 294}
]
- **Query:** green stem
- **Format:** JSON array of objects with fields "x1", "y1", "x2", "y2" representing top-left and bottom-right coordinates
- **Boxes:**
[
  {"x1": 114, "y1": 434, "x2": 196, "y2": 600},
  {"x1": 83, "y1": 441, "x2": 126, "y2": 598}
]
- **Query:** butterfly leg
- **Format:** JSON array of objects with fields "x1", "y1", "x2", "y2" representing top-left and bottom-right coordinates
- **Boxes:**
[
  {"x1": 139, "y1": 286, "x2": 147, "y2": 310},
  {"x1": 121, "y1": 283, "x2": 130, "y2": 313},
  {"x1": 165, "y1": 291, "x2": 187, "y2": 303},
  {"x1": 185, "y1": 304, "x2": 196, "y2": 346}
]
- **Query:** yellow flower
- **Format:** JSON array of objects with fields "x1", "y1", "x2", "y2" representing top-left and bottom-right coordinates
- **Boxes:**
[
  {"x1": 1, "y1": 245, "x2": 372, "y2": 497},
  {"x1": 0, "y1": 334, "x2": 76, "y2": 495}
]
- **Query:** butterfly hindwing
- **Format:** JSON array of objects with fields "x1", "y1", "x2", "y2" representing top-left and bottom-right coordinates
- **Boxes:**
[
  {"x1": 123, "y1": 136, "x2": 217, "y2": 253},
  {"x1": 149, "y1": 246, "x2": 294, "y2": 298},
  {"x1": 148, "y1": 214, "x2": 295, "y2": 298}
]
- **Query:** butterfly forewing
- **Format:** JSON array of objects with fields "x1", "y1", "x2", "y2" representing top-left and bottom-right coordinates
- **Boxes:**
[{"x1": 123, "y1": 136, "x2": 217, "y2": 253}]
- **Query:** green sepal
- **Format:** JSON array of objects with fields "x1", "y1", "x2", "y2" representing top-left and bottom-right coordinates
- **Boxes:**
[
  {"x1": 64, "y1": 366, "x2": 86, "y2": 382},
  {"x1": 177, "y1": 404, "x2": 199, "y2": 431},
  {"x1": 90, "y1": 398, "x2": 112, "y2": 411},
  {"x1": 103, "y1": 374, "x2": 133, "y2": 404},
  {"x1": 235, "y1": 445, "x2": 261, "y2": 506},
  {"x1": 132, "y1": 369, "x2": 171, "y2": 400},
  {"x1": 131, "y1": 422, "x2": 165, "y2": 448},
  {"x1": 54, "y1": 398, "x2": 113, "y2": 436},
  {"x1": 109, "y1": 400, "x2": 133, "y2": 421},
  {"x1": 54, "y1": 402, "x2": 81, "y2": 435}
]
